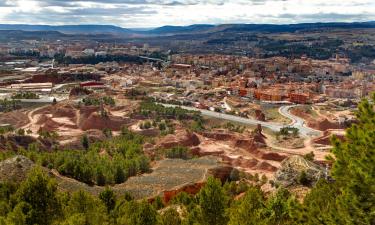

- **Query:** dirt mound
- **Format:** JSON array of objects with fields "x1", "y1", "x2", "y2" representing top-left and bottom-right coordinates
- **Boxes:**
[
  {"x1": 51, "y1": 104, "x2": 77, "y2": 118},
  {"x1": 201, "y1": 131, "x2": 234, "y2": 141},
  {"x1": 157, "y1": 130, "x2": 200, "y2": 149},
  {"x1": 313, "y1": 131, "x2": 345, "y2": 145},
  {"x1": 0, "y1": 111, "x2": 29, "y2": 128},
  {"x1": 36, "y1": 114, "x2": 50, "y2": 125},
  {"x1": 79, "y1": 113, "x2": 129, "y2": 131},
  {"x1": 291, "y1": 108, "x2": 340, "y2": 131},
  {"x1": 256, "y1": 161, "x2": 277, "y2": 172},
  {"x1": 40, "y1": 118, "x2": 62, "y2": 131},
  {"x1": 231, "y1": 157, "x2": 259, "y2": 168},
  {"x1": 275, "y1": 155, "x2": 325, "y2": 187},
  {"x1": 233, "y1": 139, "x2": 257, "y2": 150},
  {"x1": 0, "y1": 155, "x2": 35, "y2": 183},
  {"x1": 78, "y1": 106, "x2": 100, "y2": 122},
  {"x1": 257, "y1": 151, "x2": 287, "y2": 161},
  {"x1": 308, "y1": 118, "x2": 341, "y2": 131},
  {"x1": 85, "y1": 129, "x2": 107, "y2": 141}
]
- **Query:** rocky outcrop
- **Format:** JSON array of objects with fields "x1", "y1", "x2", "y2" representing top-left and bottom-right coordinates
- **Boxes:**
[
  {"x1": 255, "y1": 109, "x2": 266, "y2": 121},
  {"x1": 201, "y1": 131, "x2": 233, "y2": 141},
  {"x1": 308, "y1": 118, "x2": 341, "y2": 131},
  {"x1": 157, "y1": 130, "x2": 200, "y2": 149},
  {"x1": 0, "y1": 155, "x2": 35, "y2": 183},
  {"x1": 275, "y1": 156, "x2": 325, "y2": 187},
  {"x1": 79, "y1": 113, "x2": 131, "y2": 131}
]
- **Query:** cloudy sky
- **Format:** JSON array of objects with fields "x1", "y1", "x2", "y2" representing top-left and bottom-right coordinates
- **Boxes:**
[{"x1": 0, "y1": 0, "x2": 374, "y2": 28}]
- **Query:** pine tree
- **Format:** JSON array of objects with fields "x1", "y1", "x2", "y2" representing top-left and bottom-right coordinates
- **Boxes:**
[
  {"x1": 228, "y1": 186, "x2": 265, "y2": 225},
  {"x1": 198, "y1": 177, "x2": 229, "y2": 225},
  {"x1": 81, "y1": 135, "x2": 89, "y2": 150},
  {"x1": 14, "y1": 167, "x2": 61, "y2": 225},
  {"x1": 99, "y1": 188, "x2": 116, "y2": 213},
  {"x1": 329, "y1": 93, "x2": 375, "y2": 224}
]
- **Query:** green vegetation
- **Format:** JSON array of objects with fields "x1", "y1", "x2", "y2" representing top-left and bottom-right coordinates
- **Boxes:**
[
  {"x1": 224, "y1": 122, "x2": 246, "y2": 133},
  {"x1": 19, "y1": 128, "x2": 149, "y2": 186},
  {"x1": 82, "y1": 96, "x2": 115, "y2": 107},
  {"x1": 0, "y1": 125, "x2": 14, "y2": 135},
  {"x1": 11, "y1": 92, "x2": 39, "y2": 100},
  {"x1": 139, "y1": 101, "x2": 202, "y2": 121},
  {"x1": 0, "y1": 94, "x2": 373, "y2": 225},
  {"x1": 0, "y1": 99, "x2": 21, "y2": 112},
  {"x1": 55, "y1": 54, "x2": 142, "y2": 65},
  {"x1": 165, "y1": 146, "x2": 191, "y2": 160}
]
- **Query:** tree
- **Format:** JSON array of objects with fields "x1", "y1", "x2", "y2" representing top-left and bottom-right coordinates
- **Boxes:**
[
  {"x1": 81, "y1": 134, "x2": 89, "y2": 150},
  {"x1": 115, "y1": 200, "x2": 158, "y2": 225},
  {"x1": 152, "y1": 196, "x2": 164, "y2": 210},
  {"x1": 228, "y1": 186, "x2": 265, "y2": 225},
  {"x1": 301, "y1": 179, "x2": 340, "y2": 224},
  {"x1": 65, "y1": 190, "x2": 108, "y2": 225},
  {"x1": 297, "y1": 171, "x2": 310, "y2": 186},
  {"x1": 262, "y1": 188, "x2": 300, "y2": 225},
  {"x1": 328, "y1": 93, "x2": 375, "y2": 224},
  {"x1": 102, "y1": 128, "x2": 112, "y2": 138},
  {"x1": 16, "y1": 129, "x2": 25, "y2": 136},
  {"x1": 114, "y1": 166, "x2": 126, "y2": 184},
  {"x1": 14, "y1": 167, "x2": 61, "y2": 225},
  {"x1": 99, "y1": 188, "x2": 116, "y2": 213},
  {"x1": 52, "y1": 98, "x2": 57, "y2": 105},
  {"x1": 5, "y1": 202, "x2": 27, "y2": 225},
  {"x1": 160, "y1": 208, "x2": 182, "y2": 225},
  {"x1": 96, "y1": 168, "x2": 106, "y2": 186},
  {"x1": 198, "y1": 177, "x2": 229, "y2": 225}
]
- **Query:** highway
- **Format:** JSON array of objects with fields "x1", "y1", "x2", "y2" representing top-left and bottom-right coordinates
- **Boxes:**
[{"x1": 162, "y1": 103, "x2": 322, "y2": 137}]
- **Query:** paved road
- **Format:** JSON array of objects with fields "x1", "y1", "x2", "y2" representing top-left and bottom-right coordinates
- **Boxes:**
[
  {"x1": 278, "y1": 105, "x2": 322, "y2": 137},
  {"x1": 279, "y1": 105, "x2": 305, "y2": 127},
  {"x1": 162, "y1": 103, "x2": 322, "y2": 137}
]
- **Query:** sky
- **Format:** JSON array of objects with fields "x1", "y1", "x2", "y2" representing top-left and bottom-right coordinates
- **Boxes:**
[{"x1": 0, "y1": 0, "x2": 374, "y2": 28}]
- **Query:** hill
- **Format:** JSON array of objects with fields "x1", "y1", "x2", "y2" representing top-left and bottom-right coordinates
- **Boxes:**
[
  {"x1": 1, "y1": 22, "x2": 375, "y2": 36},
  {"x1": 0, "y1": 24, "x2": 132, "y2": 34}
]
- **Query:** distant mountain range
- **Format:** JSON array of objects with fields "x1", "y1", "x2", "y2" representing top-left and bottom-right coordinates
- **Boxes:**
[{"x1": 1, "y1": 22, "x2": 375, "y2": 36}]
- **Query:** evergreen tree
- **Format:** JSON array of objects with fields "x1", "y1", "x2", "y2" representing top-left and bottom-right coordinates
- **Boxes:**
[
  {"x1": 99, "y1": 188, "x2": 116, "y2": 213},
  {"x1": 301, "y1": 179, "x2": 340, "y2": 225},
  {"x1": 115, "y1": 200, "x2": 158, "y2": 225},
  {"x1": 14, "y1": 167, "x2": 61, "y2": 225},
  {"x1": 64, "y1": 190, "x2": 108, "y2": 225},
  {"x1": 114, "y1": 166, "x2": 126, "y2": 184},
  {"x1": 161, "y1": 208, "x2": 182, "y2": 225},
  {"x1": 81, "y1": 134, "x2": 89, "y2": 150},
  {"x1": 198, "y1": 177, "x2": 229, "y2": 225},
  {"x1": 329, "y1": 93, "x2": 375, "y2": 224},
  {"x1": 228, "y1": 186, "x2": 265, "y2": 225}
]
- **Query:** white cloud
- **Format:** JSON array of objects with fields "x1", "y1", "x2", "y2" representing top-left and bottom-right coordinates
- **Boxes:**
[{"x1": 0, "y1": 0, "x2": 374, "y2": 27}]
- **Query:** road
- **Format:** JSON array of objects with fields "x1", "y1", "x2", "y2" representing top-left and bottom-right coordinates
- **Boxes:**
[
  {"x1": 279, "y1": 105, "x2": 306, "y2": 127},
  {"x1": 162, "y1": 103, "x2": 322, "y2": 137},
  {"x1": 278, "y1": 105, "x2": 322, "y2": 137}
]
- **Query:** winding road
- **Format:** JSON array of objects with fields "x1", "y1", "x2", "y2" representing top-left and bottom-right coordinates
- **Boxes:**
[{"x1": 162, "y1": 103, "x2": 322, "y2": 137}]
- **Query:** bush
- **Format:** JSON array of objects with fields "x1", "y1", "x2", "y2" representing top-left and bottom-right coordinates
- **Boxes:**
[
  {"x1": 298, "y1": 171, "x2": 310, "y2": 186},
  {"x1": 165, "y1": 146, "x2": 191, "y2": 160}
]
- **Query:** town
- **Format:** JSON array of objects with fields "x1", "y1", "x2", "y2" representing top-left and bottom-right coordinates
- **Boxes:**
[{"x1": 0, "y1": 21, "x2": 374, "y2": 225}]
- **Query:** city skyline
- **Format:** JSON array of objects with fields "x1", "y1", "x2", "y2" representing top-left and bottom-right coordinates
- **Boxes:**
[{"x1": 0, "y1": 0, "x2": 374, "y2": 28}]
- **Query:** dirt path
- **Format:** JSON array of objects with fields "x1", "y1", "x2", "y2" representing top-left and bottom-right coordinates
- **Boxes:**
[
  {"x1": 21, "y1": 105, "x2": 50, "y2": 136},
  {"x1": 264, "y1": 133, "x2": 329, "y2": 161}
]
